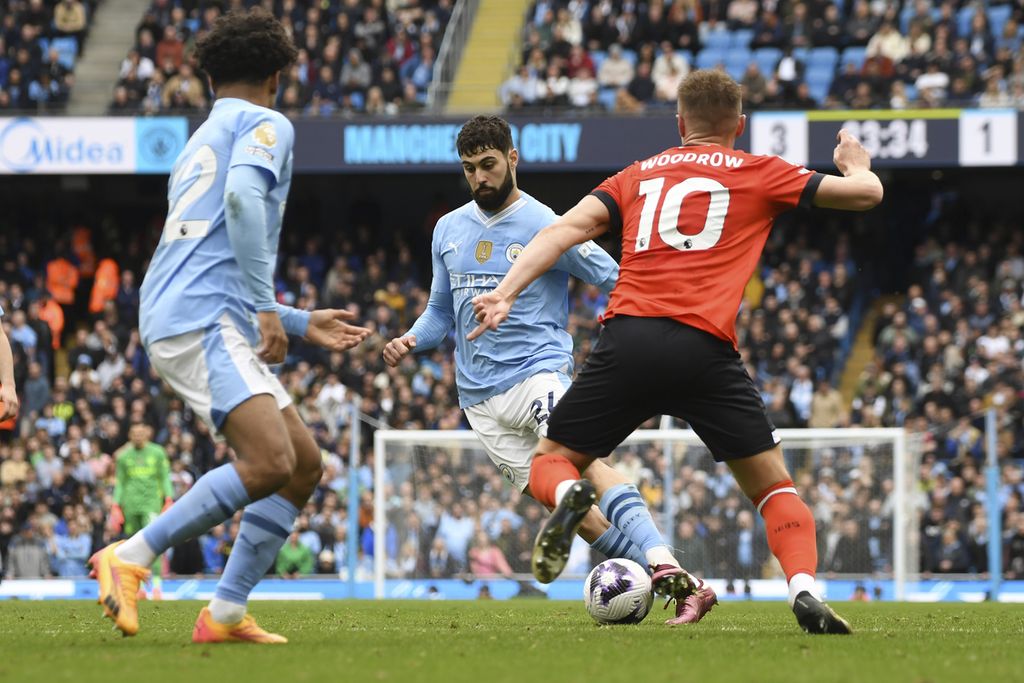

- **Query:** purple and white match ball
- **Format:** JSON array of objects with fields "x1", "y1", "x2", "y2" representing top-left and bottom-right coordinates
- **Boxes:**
[{"x1": 583, "y1": 558, "x2": 653, "y2": 625}]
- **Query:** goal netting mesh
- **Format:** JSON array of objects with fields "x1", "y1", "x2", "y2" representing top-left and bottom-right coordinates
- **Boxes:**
[{"x1": 373, "y1": 427, "x2": 914, "y2": 598}]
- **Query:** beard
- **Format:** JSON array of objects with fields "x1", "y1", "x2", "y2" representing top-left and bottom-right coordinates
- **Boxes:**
[{"x1": 471, "y1": 167, "x2": 515, "y2": 211}]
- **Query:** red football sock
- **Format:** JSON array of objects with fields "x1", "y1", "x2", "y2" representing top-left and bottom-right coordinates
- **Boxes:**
[
  {"x1": 529, "y1": 454, "x2": 582, "y2": 508},
  {"x1": 753, "y1": 479, "x2": 817, "y2": 581}
]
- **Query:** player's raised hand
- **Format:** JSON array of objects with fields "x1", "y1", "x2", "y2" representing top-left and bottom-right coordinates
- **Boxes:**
[
  {"x1": 833, "y1": 129, "x2": 871, "y2": 176},
  {"x1": 0, "y1": 382, "x2": 18, "y2": 421},
  {"x1": 383, "y1": 334, "x2": 417, "y2": 367},
  {"x1": 307, "y1": 309, "x2": 371, "y2": 352},
  {"x1": 256, "y1": 310, "x2": 289, "y2": 364},
  {"x1": 467, "y1": 291, "x2": 513, "y2": 341}
]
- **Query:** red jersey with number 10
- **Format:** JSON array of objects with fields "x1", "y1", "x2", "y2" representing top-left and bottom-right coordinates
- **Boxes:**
[{"x1": 592, "y1": 143, "x2": 823, "y2": 348}]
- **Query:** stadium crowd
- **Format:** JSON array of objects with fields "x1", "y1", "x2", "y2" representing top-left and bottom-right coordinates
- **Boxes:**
[
  {"x1": 110, "y1": 0, "x2": 452, "y2": 115},
  {"x1": 857, "y1": 221, "x2": 1024, "y2": 575},
  {"x1": 502, "y1": 0, "x2": 1024, "y2": 112},
  {"x1": 0, "y1": 187, "x2": 1022, "y2": 584},
  {"x1": 0, "y1": 0, "x2": 95, "y2": 111}
]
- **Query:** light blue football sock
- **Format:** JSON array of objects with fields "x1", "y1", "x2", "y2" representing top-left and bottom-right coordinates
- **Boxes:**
[
  {"x1": 142, "y1": 464, "x2": 250, "y2": 554},
  {"x1": 214, "y1": 494, "x2": 299, "y2": 606},
  {"x1": 599, "y1": 483, "x2": 667, "y2": 557},
  {"x1": 591, "y1": 525, "x2": 649, "y2": 569}
]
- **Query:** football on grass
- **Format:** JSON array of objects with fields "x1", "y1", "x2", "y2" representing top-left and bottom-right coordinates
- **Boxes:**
[{"x1": 584, "y1": 559, "x2": 653, "y2": 624}]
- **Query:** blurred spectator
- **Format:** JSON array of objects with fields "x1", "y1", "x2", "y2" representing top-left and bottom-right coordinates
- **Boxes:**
[
  {"x1": 468, "y1": 531, "x2": 513, "y2": 578},
  {"x1": 867, "y1": 21, "x2": 909, "y2": 64},
  {"x1": 1006, "y1": 516, "x2": 1024, "y2": 579},
  {"x1": 277, "y1": 530, "x2": 314, "y2": 578},
  {"x1": 500, "y1": 65, "x2": 541, "y2": 107},
  {"x1": 161, "y1": 63, "x2": 205, "y2": 110},
  {"x1": 810, "y1": 379, "x2": 848, "y2": 428},
  {"x1": 727, "y1": 0, "x2": 758, "y2": 29},
  {"x1": 916, "y1": 60, "x2": 951, "y2": 102},
  {"x1": 6, "y1": 524, "x2": 50, "y2": 578},
  {"x1": 435, "y1": 502, "x2": 473, "y2": 569},
  {"x1": 155, "y1": 26, "x2": 184, "y2": 71},
  {"x1": 828, "y1": 519, "x2": 872, "y2": 573},
  {"x1": 624, "y1": 61, "x2": 655, "y2": 107},
  {"x1": 598, "y1": 44, "x2": 634, "y2": 88},
  {"x1": 53, "y1": 518, "x2": 91, "y2": 577},
  {"x1": 427, "y1": 537, "x2": 459, "y2": 578},
  {"x1": 53, "y1": 0, "x2": 87, "y2": 44}
]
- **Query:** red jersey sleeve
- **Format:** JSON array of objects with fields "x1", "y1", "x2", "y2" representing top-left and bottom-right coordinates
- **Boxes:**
[
  {"x1": 590, "y1": 163, "x2": 636, "y2": 233},
  {"x1": 760, "y1": 155, "x2": 825, "y2": 215}
]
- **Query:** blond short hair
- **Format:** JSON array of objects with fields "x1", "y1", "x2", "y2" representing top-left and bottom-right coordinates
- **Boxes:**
[{"x1": 677, "y1": 69, "x2": 743, "y2": 133}]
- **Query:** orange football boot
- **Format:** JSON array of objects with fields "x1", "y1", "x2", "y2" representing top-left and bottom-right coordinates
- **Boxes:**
[
  {"x1": 192, "y1": 607, "x2": 288, "y2": 644},
  {"x1": 89, "y1": 541, "x2": 151, "y2": 636}
]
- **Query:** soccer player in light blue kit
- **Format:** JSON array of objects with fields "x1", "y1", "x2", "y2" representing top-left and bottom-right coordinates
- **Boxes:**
[
  {"x1": 383, "y1": 117, "x2": 707, "y2": 623},
  {"x1": 90, "y1": 10, "x2": 369, "y2": 644}
]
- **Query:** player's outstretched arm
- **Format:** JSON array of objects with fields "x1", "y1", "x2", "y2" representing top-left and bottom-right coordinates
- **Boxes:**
[
  {"x1": 383, "y1": 334, "x2": 417, "y2": 367},
  {"x1": 276, "y1": 304, "x2": 369, "y2": 351},
  {"x1": 224, "y1": 163, "x2": 288, "y2": 363},
  {"x1": 558, "y1": 241, "x2": 619, "y2": 294},
  {"x1": 384, "y1": 289, "x2": 455, "y2": 366},
  {"x1": 813, "y1": 129, "x2": 884, "y2": 211},
  {"x1": 468, "y1": 194, "x2": 611, "y2": 340},
  {"x1": 386, "y1": 230, "x2": 456, "y2": 365},
  {"x1": 304, "y1": 308, "x2": 371, "y2": 352}
]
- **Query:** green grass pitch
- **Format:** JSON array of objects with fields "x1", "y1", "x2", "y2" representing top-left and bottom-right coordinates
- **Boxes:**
[{"x1": 1, "y1": 600, "x2": 1022, "y2": 683}]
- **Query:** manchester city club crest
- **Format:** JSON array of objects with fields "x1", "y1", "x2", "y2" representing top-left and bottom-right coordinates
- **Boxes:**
[
  {"x1": 498, "y1": 464, "x2": 515, "y2": 484},
  {"x1": 505, "y1": 242, "x2": 525, "y2": 263},
  {"x1": 475, "y1": 240, "x2": 493, "y2": 264}
]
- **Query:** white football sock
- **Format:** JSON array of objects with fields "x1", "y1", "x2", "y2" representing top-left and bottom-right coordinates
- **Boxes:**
[
  {"x1": 645, "y1": 545, "x2": 679, "y2": 568},
  {"x1": 788, "y1": 572, "x2": 820, "y2": 607},
  {"x1": 554, "y1": 480, "x2": 575, "y2": 506},
  {"x1": 209, "y1": 598, "x2": 247, "y2": 625},
  {"x1": 115, "y1": 533, "x2": 157, "y2": 567}
]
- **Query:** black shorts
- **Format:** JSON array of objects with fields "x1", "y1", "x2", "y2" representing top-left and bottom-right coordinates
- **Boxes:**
[{"x1": 546, "y1": 316, "x2": 778, "y2": 462}]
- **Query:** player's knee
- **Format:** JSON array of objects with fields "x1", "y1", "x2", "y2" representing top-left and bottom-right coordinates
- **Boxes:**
[
  {"x1": 293, "y1": 448, "x2": 323, "y2": 491},
  {"x1": 253, "y1": 445, "x2": 296, "y2": 493}
]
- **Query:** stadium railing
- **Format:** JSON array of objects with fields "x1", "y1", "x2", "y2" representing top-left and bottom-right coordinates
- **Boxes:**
[{"x1": 426, "y1": 0, "x2": 480, "y2": 111}]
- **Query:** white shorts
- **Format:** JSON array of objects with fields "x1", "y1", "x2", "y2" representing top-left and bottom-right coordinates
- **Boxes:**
[
  {"x1": 464, "y1": 371, "x2": 571, "y2": 491},
  {"x1": 146, "y1": 314, "x2": 291, "y2": 437}
]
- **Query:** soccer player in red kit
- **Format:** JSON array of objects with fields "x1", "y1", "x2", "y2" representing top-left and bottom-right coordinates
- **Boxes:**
[{"x1": 468, "y1": 70, "x2": 883, "y2": 634}]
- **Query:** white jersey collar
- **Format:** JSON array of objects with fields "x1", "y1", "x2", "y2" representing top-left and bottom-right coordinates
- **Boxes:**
[{"x1": 474, "y1": 195, "x2": 528, "y2": 228}]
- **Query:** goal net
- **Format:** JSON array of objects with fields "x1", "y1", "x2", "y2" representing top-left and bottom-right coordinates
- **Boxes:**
[{"x1": 373, "y1": 427, "x2": 914, "y2": 599}]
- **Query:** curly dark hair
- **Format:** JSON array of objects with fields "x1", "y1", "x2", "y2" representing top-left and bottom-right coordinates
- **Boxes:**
[
  {"x1": 195, "y1": 8, "x2": 297, "y2": 87},
  {"x1": 456, "y1": 115, "x2": 514, "y2": 158}
]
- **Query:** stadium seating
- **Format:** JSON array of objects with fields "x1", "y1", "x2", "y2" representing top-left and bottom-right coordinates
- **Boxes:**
[
  {"x1": 0, "y1": 0, "x2": 94, "y2": 112},
  {"x1": 503, "y1": 0, "x2": 1023, "y2": 112},
  {"x1": 110, "y1": 1, "x2": 452, "y2": 115},
  {"x1": 731, "y1": 29, "x2": 755, "y2": 50}
]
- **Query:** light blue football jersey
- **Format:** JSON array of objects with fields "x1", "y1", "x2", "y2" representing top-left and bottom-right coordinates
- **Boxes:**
[
  {"x1": 412, "y1": 191, "x2": 619, "y2": 408},
  {"x1": 140, "y1": 98, "x2": 294, "y2": 347}
]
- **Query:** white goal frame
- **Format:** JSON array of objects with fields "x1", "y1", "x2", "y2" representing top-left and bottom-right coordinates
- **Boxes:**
[{"x1": 374, "y1": 427, "x2": 910, "y2": 600}]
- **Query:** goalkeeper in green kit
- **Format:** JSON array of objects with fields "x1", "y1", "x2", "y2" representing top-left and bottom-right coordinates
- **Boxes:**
[{"x1": 110, "y1": 423, "x2": 174, "y2": 599}]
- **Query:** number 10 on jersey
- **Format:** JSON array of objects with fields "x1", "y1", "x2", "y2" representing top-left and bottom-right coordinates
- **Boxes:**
[{"x1": 635, "y1": 177, "x2": 731, "y2": 253}]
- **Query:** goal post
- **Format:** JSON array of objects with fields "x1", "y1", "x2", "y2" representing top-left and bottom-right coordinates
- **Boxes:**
[{"x1": 374, "y1": 427, "x2": 914, "y2": 600}]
